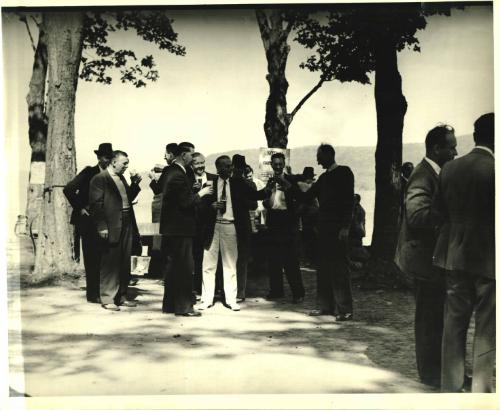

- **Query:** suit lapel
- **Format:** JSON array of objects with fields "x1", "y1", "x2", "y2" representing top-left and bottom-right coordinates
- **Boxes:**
[
  {"x1": 420, "y1": 159, "x2": 439, "y2": 181},
  {"x1": 105, "y1": 169, "x2": 122, "y2": 198}
]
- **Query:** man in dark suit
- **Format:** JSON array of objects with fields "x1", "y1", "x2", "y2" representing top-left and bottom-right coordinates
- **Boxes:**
[
  {"x1": 433, "y1": 113, "x2": 495, "y2": 392},
  {"x1": 287, "y1": 144, "x2": 354, "y2": 321},
  {"x1": 147, "y1": 143, "x2": 178, "y2": 277},
  {"x1": 89, "y1": 150, "x2": 142, "y2": 311},
  {"x1": 263, "y1": 152, "x2": 305, "y2": 303},
  {"x1": 191, "y1": 152, "x2": 217, "y2": 296},
  {"x1": 64, "y1": 142, "x2": 113, "y2": 303},
  {"x1": 197, "y1": 155, "x2": 270, "y2": 311},
  {"x1": 394, "y1": 125, "x2": 458, "y2": 388},
  {"x1": 160, "y1": 142, "x2": 213, "y2": 317}
]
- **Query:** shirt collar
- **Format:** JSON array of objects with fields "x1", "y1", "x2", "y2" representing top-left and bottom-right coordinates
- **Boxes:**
[
  {"x1": 98, "y1": 164, "x2": 106, "y2": 172},
  {"x1": 174, "y1": 162, "x2": 186, "y2": 174},
  {"x1": 107, "y1": 166, "x2": 118, "y2": 177},
  {"x1": 424, "y1": 157, "x2": 441, "y2": 175},
  {"x1": 475, "y1": 145, "x2": 495, "y2": 157}
]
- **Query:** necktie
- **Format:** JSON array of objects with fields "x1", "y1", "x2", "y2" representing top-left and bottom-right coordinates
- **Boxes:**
[{"x1": 220, "y1": 180, "x2": 227, "y2": 215}]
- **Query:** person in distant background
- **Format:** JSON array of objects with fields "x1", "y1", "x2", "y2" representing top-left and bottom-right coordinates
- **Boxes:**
[
  {"x1": 296, "y1": 167, "x2": 319, "y2": 266},
  {"x1": 349, "y1": 193, "x2": 365, "y2": 249},
  {"x1": 64, "y1": 142, "x2": 113, "y2": 303},
  {"x1": 191, "y1": 152, "x2": 217, "y2": 297}
]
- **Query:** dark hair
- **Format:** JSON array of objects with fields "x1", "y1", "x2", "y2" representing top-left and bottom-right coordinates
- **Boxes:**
[
  {"x1": 112, "y1": 150, "x2": 128, "y2": 159},
  {"x1": 174, "y1": 142, "x2": 194, "y2": 157},
  {"x1": 166, "y1": 143, "x2": 178, "y2": 154},
  {"x1": 354, "y1": 193, "x2": 361, "y2": 202},
  {"x1": 401, "y1": 162, "x2": 414, "y2": 178},
  {"x1": 318, "y1": 143, "x2": 335, "y2": 161},
  {"x1": 473, "y1": 113, "x2": 494, "y2": 147},
  {"x1": 245, "y1": 165, "x2": 253, "y2": 172},
  {"x1": 215, "y1": 155, "x2": 231, "y2": 168},
  {"x1": 270, "y1": 152, "x2": 285, "y2": 162},
  {"x1": 425, "y1": 125, "x2": 454, "y2": 153}
]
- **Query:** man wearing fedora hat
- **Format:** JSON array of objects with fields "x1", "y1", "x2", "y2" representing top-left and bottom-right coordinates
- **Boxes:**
[{"x1": 64, "y1": 142, "x2": 113, "y2": 303}]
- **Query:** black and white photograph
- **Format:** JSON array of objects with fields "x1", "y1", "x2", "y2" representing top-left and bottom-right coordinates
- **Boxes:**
[{"x1": 1, "y1": 0, "x2": 496, "y2": 408}]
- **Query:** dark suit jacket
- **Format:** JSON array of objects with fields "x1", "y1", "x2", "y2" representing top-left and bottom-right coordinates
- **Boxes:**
[
  {"x1": 159, "y1": 163, "x2": 201, "y2": 237},
  {"x1": 200, "y1": 176, "x2": 268, "y2": 250},
  {"x1": 89, "y1": 170, "x2": 141, "y2": 244},
  {"x1": 433, "y1": 148, "x2": 495, "y2": 278},
  {"x1": 264, "y1": 173, "x2": 301, "y2": 229},
  {"x1": 394, "y1": 159, "x2": 440, "y2": 281},
  {"x1": 64, "y1": 165, "x2": 101, "y2": 225}
]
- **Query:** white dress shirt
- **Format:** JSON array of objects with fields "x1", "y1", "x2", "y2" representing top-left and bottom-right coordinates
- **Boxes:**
[
  {"x1": 217, "y1": 176, "x2": 234, "y2": 221},
  {"x1": 424, "y1": 157, "x2": 441, "y2": 175}
]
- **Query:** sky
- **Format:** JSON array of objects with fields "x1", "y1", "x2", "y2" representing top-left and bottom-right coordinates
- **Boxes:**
[{"x1": 1, "y1": 4, "x2": 494, "y2": 225}]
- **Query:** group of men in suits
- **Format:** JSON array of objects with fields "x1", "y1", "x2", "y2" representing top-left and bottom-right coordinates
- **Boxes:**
[
  {"x1": 65, "y1": 144, "x2": 142, "y2": 310},
  {"x1": 395, "y1": 112, "x2": 495, "y2": 392}
]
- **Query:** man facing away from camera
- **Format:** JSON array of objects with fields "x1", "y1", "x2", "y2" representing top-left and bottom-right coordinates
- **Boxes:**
[
  {"x1": 433, "y1": 113, "x2": 495, "y2": 393},
  {"x1": 394, "y1": 124, "x2": 458, "y2": 388},
  {"x1": 285, "y1": 144, "x2": 354, "y2": 321},
  {"x1": 64, "y1": 142, "x2": 113, "y2": 303},
  {"x1": 89, "y1": 150, "x2": 142, "y2": 311}
]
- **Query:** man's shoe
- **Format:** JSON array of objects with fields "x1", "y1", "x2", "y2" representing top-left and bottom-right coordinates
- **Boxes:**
[
  {"x1": 129, "y1": 278, "x2": 139, "y2": 286},
  {"x1": 196, "y1": 303, "x2": 213, "y2": 310},
  {"x1": 175, "y1": 311, "x2": 202, "y2": 317},
  {"x1": 229, "y1": 303, "x2": 241, "y2": 311},
  {"x1": 101, "y1": 304, "x2": 120, "y2": 311},
  {"x1": 335, "y1": 313, "x2": 353, "y2": 321},
  {"x1": 236, "y1": 297, "x2": 246, "y2": 303},
  {"x1": 121, "y1": 301, "x2": 137, "y2": 307},
  {"x1": 308, "y1": 309, "x2": 332, "y2": 316},
  {"x1": 292, "y1": 296, "x2": 304, "y2": 304}
]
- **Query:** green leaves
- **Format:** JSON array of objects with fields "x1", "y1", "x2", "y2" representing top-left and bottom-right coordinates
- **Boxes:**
[{"x1": 79, "y1": 10, "x2": 185, "y2": 87}]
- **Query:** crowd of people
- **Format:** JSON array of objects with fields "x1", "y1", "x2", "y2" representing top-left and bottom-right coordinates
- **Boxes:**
[{"x1": 63, "y1": 111, "x2": 495, "y2": 393}]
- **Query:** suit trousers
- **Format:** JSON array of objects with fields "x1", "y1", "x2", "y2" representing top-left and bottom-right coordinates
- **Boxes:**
[
  {"x1": 202, "y1": 222, "x2": 238, "y2": 306},
  {"x1": 192, "y1": 232, "x2": 205, "y2": 294},
  {"x1": 99, "y1": 210, "x2": 133, "y2": 305},
  {"x1": 441, "y1": 270, "x2": 496, "y2": 392},
  {"x1": 78, "y1": 216, "x2": 102, "y2": 302},
  {"x1": 267, "y1": 225, "x2": 305, "y2": 299},
  {"x1": 162, "y1": 236, "x2": 195, "y2": 314},
  {"x1": 236, "y1": 233, "x2": 251, "y2": 299},
  {"x1": 414, "y1": 277, "x2": 446, "y2": 387},
  {"x1": 317, "y1": 228, "x2": 352, "y2": 314}
]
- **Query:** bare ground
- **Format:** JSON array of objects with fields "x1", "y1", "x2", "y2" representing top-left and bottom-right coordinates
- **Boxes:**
[{"x1": 7, "y1": 236, "x2": 439, "y2": 396}]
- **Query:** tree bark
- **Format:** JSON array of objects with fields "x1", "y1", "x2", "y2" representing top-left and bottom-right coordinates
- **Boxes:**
[
  {"x1": 256, "y1": 9, "x2": 292, "y2": 149},
  {"x1": 25, "y1": 15, "x2": 48, "y2": 232},
  {"x1": 33, "y1": 11, "x2": 85, "y2": 279},
  {"x1": 370, "y1": 38, "x2": 407, "y2": 261}
]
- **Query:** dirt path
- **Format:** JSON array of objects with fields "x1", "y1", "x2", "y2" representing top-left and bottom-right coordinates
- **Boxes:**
[{"x1": 7, "y1": 237, "x2": 436, "y2": 396}]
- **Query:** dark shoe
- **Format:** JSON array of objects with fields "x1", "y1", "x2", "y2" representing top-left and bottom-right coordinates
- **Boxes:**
[
  {"x1": 335, "y1": 313, "x2": 353, "y2": 321},
  {"x1": 308, "y1": 309, "x2": 332, "y2": 316},
  {"x1": 462, "y1": 375, "x2": 472, "y2": 392},
  {"x1": 236, "y1": 297, "x2": 246, "y2": 303},
  {"x1": 175, "y1": 311, "x2": 202, "y2": 317},
  {"x1": 121, "y1": 301, "x2": 137, "y2": 307},
  {"x1": 292, "y1": 296, "x2": 304, "y2": 304},
  {"x1": 101, "y1": 304, "x2": 120, "y2": 311},
  {"x1": 196, "y1": 302, "x2": 213, "y2": 310},
  {"x1": 129, "y1": 278, "x2": 139, "y2": 286}
]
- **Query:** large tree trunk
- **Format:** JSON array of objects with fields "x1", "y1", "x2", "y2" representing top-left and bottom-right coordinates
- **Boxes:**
[
  {"x1": 25, "y1": 15, "x2": 48, "y2": 233},
  {"x1": 370, "y1": 38, "x2": 407, "y2": 261},
  {"x1": 256, "y1": 9, "x2": 292, "y2": 149},
  {"x1": 33, "y1": 12, "x2": 84, "y2": 280}
]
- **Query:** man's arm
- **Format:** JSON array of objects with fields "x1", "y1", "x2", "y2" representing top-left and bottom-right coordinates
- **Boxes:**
[
  {"x1": 405, "y1": 174, "x2": 435, "y2": 231},
  {"x1": 89, "y1": 174, "x2": 108, "y2": 236},
  {"x1": 63, "y1": 166, "x2": 92, "y2": 212}
]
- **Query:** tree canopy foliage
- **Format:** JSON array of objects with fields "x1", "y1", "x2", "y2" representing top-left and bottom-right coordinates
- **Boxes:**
[{"x1": 81, "y1": 10, "x2": 186, "y2": 88}]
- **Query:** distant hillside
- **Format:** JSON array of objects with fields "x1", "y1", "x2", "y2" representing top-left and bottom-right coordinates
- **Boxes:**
[{"x1": 205, "y1": 134, "x2": 474, "y2": 191}]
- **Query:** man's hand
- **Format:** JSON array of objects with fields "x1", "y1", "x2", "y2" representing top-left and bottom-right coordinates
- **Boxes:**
[
  {"x1": 98, "y1": 229, "x2": 109, "y2": 240},
  {"x1": 264, "y1": 177, "x2": 275, "y2": 192},
  {"x1": 80, "y1": 209, "x2": 90, "y2": 217},
  {"x1": 192, "y1": 181, "x2": 202, "y2": 191},
  {"x1": 275, "y1": 175, "x2": 291, "y2": 191},
  {"x1": 338, "y1": 227, "x2": 349, "y2": 242},
  {"x1": 198, "y1": 185, "x2": 214, "y2": 197},
  {"x1": 211, "y1": 201, "x2": 225, "y2": 210},
  {"x1": 130, "y1": 173, "x2": 142, "y2": 185},
  {"x1": 148, "y1": 171, "x2": 157, "y2": 180}
]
